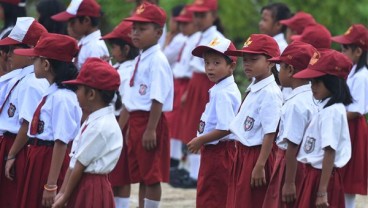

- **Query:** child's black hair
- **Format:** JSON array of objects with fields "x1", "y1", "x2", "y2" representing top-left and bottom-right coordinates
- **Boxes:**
[
  {"x1": 342, "y1": 44, "x2": 368, "y2": 74},
  {"x1": 314, "y1": 74, "x2": 353, "y2": 108},
  {"x1": 108, "y1": 38, "x2": 139, "y2": 61},
  {"x1": 36, "y1": 0, "x2": 67, "y2": 34},
  {"x1": 265, "y1": 55, "x2": 281, "y2": 85},
  {"x1": 204, "y1": 50, "x2": 234, "y2": 65},
  {"x1": 0, "y1": 30, "x2": 11, "y2": 53},
  {"x1": 261, "y1": 3, "x2": 291, "y2": 33},
  {"x1": 0, "y1": 2, "x2": 26, "y2": 32},
  {"x1": 47, "y1": 59, "x2": 78, "y2": 90},
  {"x1": 85, "y1": 86, "x2": 122, "y2": 110},
  {"x1": 77, "y1": 15, "x2": 102, "y2": 27},
  {"x1": 172, "y1": 4, "x2": 184, "y2": 17}
]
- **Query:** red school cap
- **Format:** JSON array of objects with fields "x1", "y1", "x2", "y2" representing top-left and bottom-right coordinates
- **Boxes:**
[
  {"x1": 14, "y1": 33, "x2": 79, "y2": 62},
  {"x1": 291, "y1": 24, "x2": 331, "y2": 49},
  {"x1": 269, "y1": 41, "x2": 317, "y2": 70},
  {"x1": 331, "y1": 24, "x2": 368, "y2": 51},
  {"x1": 0, "y1": 17, "x2": 47, "y2": 47},
  {"x1": 101, "y1": 21, "x2": 133, "y2": 45},
  {"x1": 174, "y1": 6, "x2": 194, "y2": 23},
  {"x1": 192, "y1": 36, "x2": 237, "y2": 62},
  {"x1": 63, "y1": 57, "x2": 120, "y2": 91},
  {"x1": 187, "y1": 0, "x2": 218, "y2": 12},
  {"x1": 279, "y1": 12, "x2": 316, "y2": 34},
  {"x1": 293, "y1": 49, "x2": 352, "y2": 80},
  {"x1": 51, "y1": 0, "x2": 101, "y2": 22},
  {"x1": 124, "y1": 2, "x2": 166, "y2": 27},
  {"x1": 225, "y1": 34, "x2": 280, "y2": 58}
]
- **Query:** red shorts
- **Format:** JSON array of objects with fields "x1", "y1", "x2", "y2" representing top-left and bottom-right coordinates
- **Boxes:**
[
  {"x1": 127, "y1": 111, "x2": 170, "y2": 185},
  {"x1": 179, "y1": 72, "x2": 214, "y2": 143},
  {"x1": 340, "y1": 116, "x2": 368, "y2": 194},
  {"x1": 295, "y1": 165, "x2": 345, "y2": 208},
  {"x1": 0, "y1": 133, "x2": 27, "y2": 208},
  {"x1": 196, "y1": 140, "x2": 236, "y2": 208},
  {"x1": 67, "y1": 174, "x2": 115, "y2": 208},
  {"x1": 226, "y1": 142, "x2": 275, "y2": 208}
]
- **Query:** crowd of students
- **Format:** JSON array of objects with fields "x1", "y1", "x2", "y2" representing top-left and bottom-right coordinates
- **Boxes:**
[{"x1": 0, "y1": 0, "x2": 366, "y2": 208}]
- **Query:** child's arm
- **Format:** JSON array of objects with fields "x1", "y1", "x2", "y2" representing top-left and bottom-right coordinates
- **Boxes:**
[
  {"x1": 142, "y1": 100, "x2": 162, "y2": 150},
  {"x1": 42, "y1": 140, "x2": 68, "y2": 207},
  {"x1": 55, "y1": 167, "x2": 71, "y2": 201},
  {"x1": 5, "y1": 120, "x2": 29, "y2": 180},
  {"x1": 118, "y1": 105, "x2": 129, "y2": 129},
  {"x1": 315, "y1": 146, "x2": 335, "y2": 207},
  {"x1": 282, "y1": 140, "x2": 299, "y2": 203},
  {"x1": 251, "y1": 132, "x2": 275, "y2": 188},
  {"x1": 187, "y1": 130, "x2": 230, "y2": 153}
]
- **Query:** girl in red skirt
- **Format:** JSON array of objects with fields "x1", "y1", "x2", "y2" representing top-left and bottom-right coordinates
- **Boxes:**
[
  {"x1": 52, "y1": 58, "x2": 123, "y2": 208},
  {"x1": 293, "y1": 49, "x2": 353, "y2": 208},
  {"x1": 225, "y1": 34, "x2": 282, "y2": 208},
  {"x1": 13, "y1": 33, "x2": 82, "y2": 208},
  {"x1": 263, "y1": 41, "x2": 318, "y2": 208},
  {"x1": 331, "y1": 24, "x2": 368, "y2": 208}
]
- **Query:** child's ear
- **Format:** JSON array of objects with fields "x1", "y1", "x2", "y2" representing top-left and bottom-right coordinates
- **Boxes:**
[
  {"x1": 122, "y1": 45, "x2": 130, "y2": 57},
  {"x1": 155, "y1": 27, "x2": 163, "y2": 39},
  {"x1": 274, "y1": 21, "x2": 283, "y2": 32},
  {"x1": 288, "y1": 65, "x2": 295, "y2": 77},
  {"x1": 354, "y1": 47, "x2": 363, "y2": 57},
  {"x1": 88, "y1": 88, "x2": 96, "y2": 101},
  {"x1": 83, "y1": 16, "x2": 91, "y2": 25}
]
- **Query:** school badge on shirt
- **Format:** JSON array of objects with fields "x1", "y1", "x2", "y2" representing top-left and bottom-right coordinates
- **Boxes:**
[
  {"x1": 7, "y1": 103, "x2": 16, "y2": 117},
  {"x1": 37, "y1": 120, "x2": 45, "y2": 134},
  {"x1": 244, "y1": 116, "x2": 254, "y2": 131},
  {"x1": 139, "y1": 84, "x2": 147, "y2": 95},
  {"x1": 198, "y1": 120, "x2": 205, "y2": 134},
  {"x1": 304, "y1": 136, "x2": 316, "y2": 153}
]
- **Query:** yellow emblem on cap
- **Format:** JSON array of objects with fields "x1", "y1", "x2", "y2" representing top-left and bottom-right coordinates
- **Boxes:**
[
  {"x1": 344, "y1": 26, "x2": 353, "y2": 35},
  {"x1": 136, "y1": 4, "x2": 145, "y2": 14},
  {"x1": 243, "y1": 37, "x2": 252, "y2": 47},
  {"x1": 209, "y1": 37, "x2": 220, "y2": 47},
  {"x1": 287, "y1": 55, "x2": 293, "y2": 60},
  {"x1": 309, "y1": 51, "x2": 320, "y2": 65}
]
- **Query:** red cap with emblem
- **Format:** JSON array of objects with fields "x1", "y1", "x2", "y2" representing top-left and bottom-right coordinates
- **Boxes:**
[
  {"x1": 291, "y1": 24, "x2": 331, "y2": 49},
  {"x1": 124, "y1": 2, "x2": 166, "y2": 27},
  {"x1": 331, "y1": 24, "x2": 368, "y2": 51},
  {"x1": 63, "y1": 57, "x2": 120, "y2": 91},
  {"x1": 293, "y1": 49, "x2": 353, "y2": 80},
  {"x1": 225, "y1": 34, "x2": 280, "y2": 58},
  {"x1": 188, "y1": 0, "x2": 217, "y2": 12},
  {"x1": 51, "y1": 0, "x2": 101, "y2": 22},
  {"x1": 280, "y1": 12, "x2": 316, "y2": 34},
  {"x1": 192, "y1": 36, "x2": 237, "y2": 62},
  {"x1": 174, "y1": 6, "x2": 193, "y2": 23},
  {"x1": 101, "y1": 21, "x2": 133, "y2": 45}
]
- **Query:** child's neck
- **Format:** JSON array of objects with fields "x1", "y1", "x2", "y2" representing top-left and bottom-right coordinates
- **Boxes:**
[
  {"x1": 142, "y1": 42, "x2": 157, "y2": 52},
  {"x1": 88, "y1": 103, "x2": 108, "y2": 115},
  {"x1": 84, "y1": 27, "x2": 98, "y2": 37},
  {"x1": 289, "y1": 79, "x2": 309, "y2": 90}
]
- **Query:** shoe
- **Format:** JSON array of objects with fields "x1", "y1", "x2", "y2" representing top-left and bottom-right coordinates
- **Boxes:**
[
  {"x1": 170, "y1": 158, "x2": 180, "y2": 168},
  {"x1": 171, "y1": 176, "x2": 197, "y2": 189}
]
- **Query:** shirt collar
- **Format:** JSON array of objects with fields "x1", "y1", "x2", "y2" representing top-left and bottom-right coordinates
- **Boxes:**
[
  {"x1": 140, "y1": 44, "x2": 161, "y2": 60},
  {"x1": 317, "y1": 97, "x2": 331, "y2": 111},
  {"x1": 347, "y1": 64, "x2": 357, "y2": 79},
  {"x1": 0, "y1": 68, "x2": 21, "y2": 82},
  {"x1": 248, "y1": 75, "x2": 275, "y2": 93},
  {"x1": 285, "y1": 84, "x2": 311, "y2": 101},
  {"x1": 210, "y1": 75, "x2": 235, "y2": 93},
  {"x1": 79, "y1": 30, "x2": 102, "y2": 46},
  {"x1": 273, "y1": 33, "x2": 285, "y2": 42},
  {"x1": 18, "y1": 65, "x2": 34, "y2": 77},
  {"x1": 43, "y1": 83, "x2": 58, "y2": 96},
  {"x1": 84, "y1": 106, "x2": 114, "y2": 125}
]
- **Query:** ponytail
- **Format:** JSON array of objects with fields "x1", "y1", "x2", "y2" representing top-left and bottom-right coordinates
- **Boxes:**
[
  {"x1": 114, "y1": 91, "x2": 123, "y2": 111},
  {"x1": 271, "y1": 65, "x2": 280, "y2": 85},
  {"x1": 48, "y1": 59, "x2": 78, "y2": 90}
]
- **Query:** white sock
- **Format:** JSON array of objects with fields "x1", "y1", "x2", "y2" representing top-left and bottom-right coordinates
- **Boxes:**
[
  {"x1": 344, "y1": 194, "x2": 356, "y2": 208},
  {"x1": 188, "y1": 153, "x2": 200, "y2": 180},
  {"x1": 144, "y1": 198, "x2": 160, "y2": 208},
  {"x1": 170, "y1": 138, "x2": 182, "y2": 160},
  {"x1": 114, "y1": 197, "x2": 130, "y2": 208}
]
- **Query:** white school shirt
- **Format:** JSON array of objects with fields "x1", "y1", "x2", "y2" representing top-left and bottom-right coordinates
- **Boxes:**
[
  {"x1": 26, "y1": 83, "x2": 82, "y2": 144},
  {"x1": 158, "y1": 24, "x2": 167, "y2": 49},
  {"x1": 276, "y1": 84, "x2": 317, "y2": 150},
  {"x1": 197, "y1": 75, "x2": 241, "y2": 145},
  {"x1": 0, "y1": 69, "x2": 22, "y2": 105},
  {"x1": 297, "y1": 98, "x2": 351, "y2": 169},
  {"x1": 122, "y1": 44, "x2": 174, "y2": 112},
  {"x1": 190, "y1": 26, "x2": 224, "y2": 73},
  {"x1": 229, "y1": 75, "x2": 282, "y2": 146},
  {"x1": 273, "y1": 33, "x2": 288, "y2": 53},
  {"x1": 76, "y1": 30, "x2": 110, "y2": 70},
  {"x1": 172, "y1": 32, "x2": 202, "y2": 79},
  {"x1": 69, "y1": 106, "x2": 123, "y2": 173},
  {"x1": 346, "y1": 65, "x2": 368, "y2": 115},
  {"x1": 0, "y1": 65, "x2": 49, "y2": 134},
  {"x1": 164, "y1": 33, "x2": 187, "y2": 68}
]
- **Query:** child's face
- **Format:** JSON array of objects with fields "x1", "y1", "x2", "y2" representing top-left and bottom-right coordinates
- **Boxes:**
[
  {"x1": 285, "y1": 27, "x2": 296, "y2": 44},
  {"x1": 132, "y1": 22, "x2": 162, "y2": 50},
  {"x1": 33, "y1": 57, "x2": 49, "y2": 79},
  {"x1": 259, "y1": 9, "x2": 281, "y2": 36},
  {"x1": 278, "y1": 63, "x2": 292, "y2": 87},
  {"x1": 0, "y1": 50, "x2": 9, "y2": 75},
  {"x1": 68, "y1": 17, "x2": 87, "y2": 37},
  {"x1": 311, "y1": 79, "x2": 331, "y2": 100},
  {"x1": 179, "y1": 22, "x2": 197, "y2": 36},
  {"x1": 341, "y1": 45, "x2": 360, "y2": 64},
  {"x1": 111, "y1": 43, "x2": 125, "y2": 63},
  {"x1": 242, "y1": 54, "x2": 273, "y2": 81},
  {"x1": 7, "y1": 45, "x2": 32, "y2": 70},
  {"x1": 203, "y1": 52, "x2": 234, "y2": 83},
  {"x1": 193, "y1": 11, "x2": 216, "y2": 32},
  {"x1": 75, "y1": 85, "x2": 91, "y2": 114}
]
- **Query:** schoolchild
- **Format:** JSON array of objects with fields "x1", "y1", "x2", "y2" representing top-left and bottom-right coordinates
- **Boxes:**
[
  {"x1": 262, "y1": 41, "x2": 318, "y2": 208},
  {"x1": 51, "y1": 0, "x2": 110, "y2": 69},
  {"x1": 12, "y1": 33, "x2": 82, "y2": 208},
  {"x1": 52, "y1": 58, "x2": 123, "y2": 208},
  {"x1": 120, "y1": 2, "x2": 174, "y2": 208},
  {"x1": 224, "y1": 34, "x2": 283, "y2": 208},
  {"x1": 101, "y1": 20, "x2": 139, "y2": 208},
  {"x1": 293, "y1": 49, "x2": 353, "y2": 208},
  {"x1": 0, "y1": 17, "x2": 48, "y2": 208},
  {"x1": 291, "y1": 24, "x2": 332, "y2": 49},
  {"x1": 279, "y1": 11, "x2": 317, "y2": 43},
  {"x1": 331, "y1": 24, "x2": 368, "y2": 208},
  {"x1": 187, "y1": 36, "x2": 241, "y2": 208},
  {"x1": 0, "y1": 0, "x2": 26, "y2": 38}
]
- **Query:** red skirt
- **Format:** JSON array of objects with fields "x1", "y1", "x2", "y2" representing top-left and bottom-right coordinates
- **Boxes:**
[
  {"x1": 165, "y1": 78, "x2": 190, "y2": 139},
  {"x1": 0, "y1": 133, "x2": 27, "y2": 208},
  {"x1": 262, "y1": 148, "x2": 306, "y2": 208},
  {"x1": 67, "y1": 174, "x2": 115, "y2": 208},
  {"x1": 127, "y1": 111, "x2": 170, "y2": 185},
  {"x1": 179, "y1": 72, "x2": 214, "y2": 143},
  {"x1": 196, "y1": 140, "x2": 236, "y2": 208},
  {"x1": 19, "y1": 141, "x2": 70, "y2": 208},
  {"x1": 226, "y1": 142, "x2": 275, "y2": 208},
  {"x1": 295, "y1": 165, "x2": 345, "y2": 208},
  {"x1": 340, "y1": 115, "x2": 368, "y2": 194}
]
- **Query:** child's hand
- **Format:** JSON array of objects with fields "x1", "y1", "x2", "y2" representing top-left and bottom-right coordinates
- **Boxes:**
[
  {"x1": 54, "y1": 192, "x2": 63, "y2": 202},
  {"x1": 180, "y1": 91, "x2": 188, "y2": 107},
  {"x1": 5, "y1": 158, "x2": 15, "y2": 181},
  {"x1": 315, "y1": 194, "x2": 329, "y2": 208},
  {"x1": 282, "y1": 182, "x2": 296, "y2": 203},
  {"x1": 142, "y1": 129, "x2": 157, "y2": 150},
  {"x1": 250, "y1": 164, "x2": 266, "y2": 188},
  {"x1": 52, "y1": 194, "x2": 67, "y2": 208},
  {"x1": 187, "y1": 137, "x2": 203, "y2": 154},
  {"x1": 42, "y1": 189, "x2": 56, "y2": 207}
]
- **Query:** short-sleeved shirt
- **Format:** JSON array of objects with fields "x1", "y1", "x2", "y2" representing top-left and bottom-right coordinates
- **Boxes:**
[
  {"x1": 76, "y1": 30, "x2": 110, "y2": 70},
  {"x1": 69, "y1": 106, "x2": 123, "y2": 174},
  {"x1": 229, "y1": 75, "x2": 282, "y2": 146},
  {"x1": 190, "y1": 26, "x2": 224, "y2": 73},
  {"x1": 0, "y1": 69, "x2": 22, "y2": 105},
  {"x1": 346, "y1": 65, "x2": 368, "y2": 115},
  {"x1": 118, "y1": 59, "x2": 135, "y2": 98},
  {"x1": 27, "y1": 83, "x2": 82, "y2": 144},
  {"x1": 164, "y1": 33, "x2": 187, "y2": 68},
  {"x1": 197, "y1": 75, "x2": 241, "y2": 145},
  {"x1": 122, "y1": 44, "x2": 174, "y2": 112},
  {"x1": 273, "y1": 33, "x2": 288, "y2": 53},
  {"x1": 297, "y1": 98, "x2": 351, "y2": 169},
  {"x1": 276, "y1": 84, "x2": 317, "y2": 150}
]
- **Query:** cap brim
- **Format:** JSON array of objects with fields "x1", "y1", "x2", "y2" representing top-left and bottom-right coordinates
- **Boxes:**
[
  {"x1": 125, "y1": 16, "x2": 154, "y2": 24},
  {"x1": 291, "y1": 35, "x2": 302, "y2": 41},
  {"x1": 187, "y1": 5, "x2": 211, "y2": 12},
  {"x1": 13, "y1": 48, "x2": 38, "y2": 57},
  {"x1": 268, "y1": 56, "x2": 283, "y2": 63},
  {"x1": 0, "y1": 37, "x2": 21, "y2": 46},
  {"x1": 331, "y1": 35, "x2": 351, "y2": 45},
  {"x1": 62, "y1": 79, "x2": 85, "y2": 86},
  {"x1": 51, "y1": 12, "x2": 75, "y2": 22},
  {"x1": 192, "y1": 46, "x2": 214, "y2": 58},
  {"x1": 100, "y1": 33, "x2": 117, "y2": 40},
  {"x1": 293, "y1": 68, "x2": 326, "y2": 79},
  {"x1": 174, "y1": 16, "x2": 192, "y2": 23},
  {"x1": 279, "y1": 19, "x2": 293, "y2": 26},
  {"x1": 225, "y1": 49, "x2": 265, "y2": 57}
]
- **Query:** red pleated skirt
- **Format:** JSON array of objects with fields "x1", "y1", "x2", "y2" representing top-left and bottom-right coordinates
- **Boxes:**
[
  {"x1": 66, "y1": 173, "x2": 115, "y2": 208},
  {"x1": 340, "y1": 115, "x2": 368, "y2": 194},
  {"x1": 179, "y1": 72, "x2": 214, "y2": 143}
]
